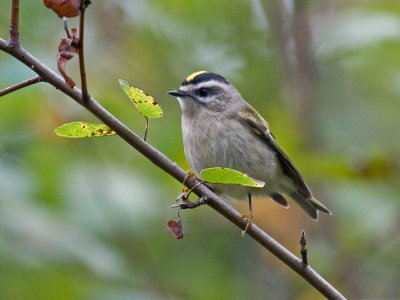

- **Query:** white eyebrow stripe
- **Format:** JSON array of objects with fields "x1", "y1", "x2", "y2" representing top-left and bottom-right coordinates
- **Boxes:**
[{"x1": 180, "y1": 80, "x2": 229, "y2": 91}]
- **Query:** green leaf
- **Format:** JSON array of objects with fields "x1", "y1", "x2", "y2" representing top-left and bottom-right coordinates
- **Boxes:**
[
  {"x1": 119, "y1": 79, "x2": 130, "y2": 96},
  {"x1": 55, "y1": 122, "x2": 117, "y2": 138},
  {"x1": 200, "y1": 167, "x2": 265, "y2": 188},
  {"x1": 119, "y1": 79, "x2": 163, "y2": 118}
]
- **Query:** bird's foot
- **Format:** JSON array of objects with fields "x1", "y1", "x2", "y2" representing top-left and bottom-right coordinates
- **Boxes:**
[
  {"x1": 171, "y1": 195, "x2": 209, "y2": 209},
  {"x1": 241, "y1": 213, "x2": 253, "y2": 236},
  {"x1": 182, "y1": 170, "x2": 214, "y2": 193},
  {"x1": 172, "y1": 170, "x2": 208, "y2": 209},
  {"x1": 182, "y1": 170, "x2": 198, "y2": 186}
]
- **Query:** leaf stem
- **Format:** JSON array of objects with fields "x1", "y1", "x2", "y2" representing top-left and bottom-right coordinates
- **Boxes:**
[{"x1": 144, "y1": 117, "x2": 149, "y2": 141}]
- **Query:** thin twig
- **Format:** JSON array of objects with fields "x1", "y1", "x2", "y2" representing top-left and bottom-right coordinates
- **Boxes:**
[
  {"x1": 0, "y1": 39, "x2": 347, "y2": 300},
  {"x1": 0, "y1": 76, "x2": 42, "y2": 97},
  {"x1": 144, "y1": 117, "x2": 149, "y2": 141},
  {"x1": 63, "y1": 17, "x2": 71, "y2": 39},
  {"x1": 78, "y1": 0, "x2": 89, "y2": 103},
  {"x1": 9, "y1": 0, "x2": 20, "y2": 46}
]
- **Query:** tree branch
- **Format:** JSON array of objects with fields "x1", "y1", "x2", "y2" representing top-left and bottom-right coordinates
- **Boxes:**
[
  {"x1": 8, "y1": 0, "x2": 20, "y2": 46},
  {"x1": 78, "y1": 0, "x2": 89, "y2": 103},
  {"x1": 0, "y1": 76, "x2": 42, "y2": 97}
]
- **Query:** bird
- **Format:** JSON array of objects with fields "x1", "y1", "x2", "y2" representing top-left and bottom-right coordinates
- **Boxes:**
[{"x1": 168, "y1": 71, "x2": 331, "y2": 220}]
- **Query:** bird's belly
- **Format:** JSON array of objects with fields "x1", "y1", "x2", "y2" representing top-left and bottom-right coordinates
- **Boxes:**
[{"x1": 183, "y1": 125, "x2": 280, "y2": 200}]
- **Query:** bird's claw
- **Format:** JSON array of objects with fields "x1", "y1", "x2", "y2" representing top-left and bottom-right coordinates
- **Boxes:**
[
  {"x1": 241, "y1": 213, "x2": 253, "y2": 236},
  {"x1": 183, "y1": 170, "x2": 197, "y2": 184},
  {"x1": 170, "y1": 196, "x2": 209, "y2": 210},
  {"x1": 176, "y1": 191, "x2": 189, "y2": 202}
]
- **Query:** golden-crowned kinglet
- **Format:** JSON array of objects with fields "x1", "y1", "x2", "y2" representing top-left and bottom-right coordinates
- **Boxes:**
[{"x1": 168, "y1": 71, "x2": 331, "y2": 220}]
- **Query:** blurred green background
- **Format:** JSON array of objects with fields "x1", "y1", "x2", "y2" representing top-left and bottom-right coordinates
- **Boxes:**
[{"x1": 1, "y1": 1, "x2": 400, "y2": 299}]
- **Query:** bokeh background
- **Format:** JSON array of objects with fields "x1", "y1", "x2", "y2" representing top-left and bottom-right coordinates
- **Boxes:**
[{"x1": 1, "y1": 1, "x2": 400, "y2": 299}]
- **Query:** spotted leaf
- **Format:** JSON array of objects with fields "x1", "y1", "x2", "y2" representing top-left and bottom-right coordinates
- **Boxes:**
[
  {"x1": 55, "y1": 122, "x2": 116, "y2": 138},
  {"x1": 119, "y1": 79, "x2": 163, "y2": 118}
]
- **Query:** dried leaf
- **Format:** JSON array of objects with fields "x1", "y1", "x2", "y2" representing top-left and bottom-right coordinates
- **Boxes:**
[
  {"x1": 55, "y1": 122, "x2": 116, "y2": 138},
  {"x1": 119, "y1": 79, "x2": 163, "y2": 118},
  {"x1": 43, "y1": 0, "x2": 81, "y2": 18},
  {"x1": 57, "y1": 28, "x2": 79, "y2": 88},
  {"x1": 167, "y1": 218, "x2": 183, "y2": 240},
  {"x1": 200, "y1": 167, "x2": 265, "y2": 187}
]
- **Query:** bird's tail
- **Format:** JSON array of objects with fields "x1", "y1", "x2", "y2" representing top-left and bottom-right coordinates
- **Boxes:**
[{"x1": 290, "y1": 192, "x2": 331, "y2": 220}]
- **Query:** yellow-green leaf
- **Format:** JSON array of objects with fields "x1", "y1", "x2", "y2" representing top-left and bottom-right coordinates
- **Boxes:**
[
  {"x1": 119, "y1": 79, "x2": 163, "y2": 118},
  {"x1": 200, "y1": 167, "x2": 265, "y2": 188},
  {"x1": 55, "y1": 122, "x2": 116, "y2": 138}
]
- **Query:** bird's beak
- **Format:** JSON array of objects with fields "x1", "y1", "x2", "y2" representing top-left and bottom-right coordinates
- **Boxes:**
[{"x1": 168, "y1": 89, "x2": 187, "y2": 97}]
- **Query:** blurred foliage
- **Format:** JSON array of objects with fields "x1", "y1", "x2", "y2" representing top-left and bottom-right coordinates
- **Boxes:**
[{"x1": 1, "y1": 1, "x2": 400, "y2": 299}]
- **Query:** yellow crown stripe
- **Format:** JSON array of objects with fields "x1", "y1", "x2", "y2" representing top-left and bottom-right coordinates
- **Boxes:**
[{"x1": 185, "y1": 70, "x2": 208, "y2": 82}]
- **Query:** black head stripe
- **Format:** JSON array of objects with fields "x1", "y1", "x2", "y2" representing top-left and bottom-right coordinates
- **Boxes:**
[{"x1": 181, "y1": 72, "x2": 229, "y2": 86}]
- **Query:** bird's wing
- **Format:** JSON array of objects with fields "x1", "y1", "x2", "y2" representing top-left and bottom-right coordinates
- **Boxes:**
[{"x1": 238, "y1": 108, "x2": 312, "y2": 199}]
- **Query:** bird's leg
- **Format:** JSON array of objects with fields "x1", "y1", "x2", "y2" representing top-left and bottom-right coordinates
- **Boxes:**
[
  {"x1": 248, "y1": 193, "x2": 253, "y2": 215},
  {"x1": 241, "y1": 193, "x2": 254, "y2": 235},
  {"x1": 173, "y1": 170, "x2": 199, "y2": 206},
  {"x1": 182, "y1": 170, "x2": 197, "y2": 190}
]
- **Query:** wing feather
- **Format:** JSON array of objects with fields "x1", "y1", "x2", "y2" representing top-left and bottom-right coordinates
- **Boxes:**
[{"x1": 238, "y1": 109, "x2": 312, "y2": 199}]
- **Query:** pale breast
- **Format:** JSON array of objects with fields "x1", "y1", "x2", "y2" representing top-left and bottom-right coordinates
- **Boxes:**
[{"x1": 182, "y1": 114, "x2": 280, "y2": 188}]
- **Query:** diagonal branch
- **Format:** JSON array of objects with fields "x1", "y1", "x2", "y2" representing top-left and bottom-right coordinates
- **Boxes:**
[
  {"x1": 0, "y1": 76, "x2": 42, "y2": 97},
  {"x1": 0, "y1": 37, "x2": 346, "y2": 300}
]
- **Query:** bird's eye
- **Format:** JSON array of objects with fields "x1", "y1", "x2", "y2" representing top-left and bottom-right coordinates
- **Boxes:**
[{"x1": 198, "y1": 88, "x2": 210, "y2": 97}]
